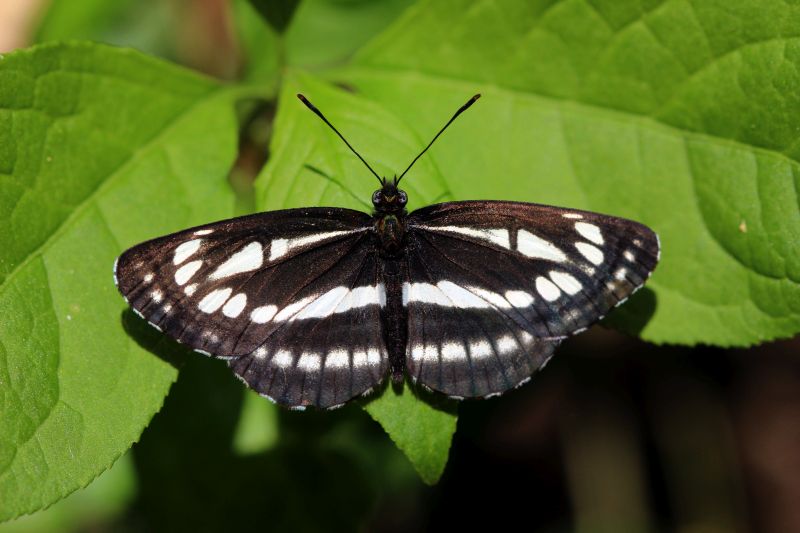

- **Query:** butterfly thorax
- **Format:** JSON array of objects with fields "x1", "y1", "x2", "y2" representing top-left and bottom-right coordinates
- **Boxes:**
[{"x1": 372, "y1": 180, "x2": 408, "y2": 255}]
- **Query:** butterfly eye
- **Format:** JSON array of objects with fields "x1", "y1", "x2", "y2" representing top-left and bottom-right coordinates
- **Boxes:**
[
  {"x1": 398, "y1": 191, "x2": 408, "y2": 205},
  {"x1": 372, "y1": 191, "x2": 382, "y2": 204}
]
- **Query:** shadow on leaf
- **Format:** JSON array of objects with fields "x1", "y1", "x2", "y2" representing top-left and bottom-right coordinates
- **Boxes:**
[
  {"x1": 121, "y1": 309, "x2": 189, "y2": 370},
  {"x1": 119, "y1": 354, "x2": 416, "y2": 532},
  {"x1": 601, "y1": 287, "x2": 657, "y2": 337}
]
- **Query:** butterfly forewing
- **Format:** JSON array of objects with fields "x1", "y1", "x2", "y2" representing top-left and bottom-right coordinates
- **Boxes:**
[
  {"x1": 402, "y1": 200, "x2": 659, "y2": 398},
  {"x1": 407, "y1": 201, "x2": 659, "y2": 337},
  {"x1": 115, "y1": 207, "x2": 390, "y2": 409}
]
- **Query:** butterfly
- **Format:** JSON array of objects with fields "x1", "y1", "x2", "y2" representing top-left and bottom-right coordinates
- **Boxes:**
[{"x1": 115, "y1": 93, "x2": 660, "y2": 410}]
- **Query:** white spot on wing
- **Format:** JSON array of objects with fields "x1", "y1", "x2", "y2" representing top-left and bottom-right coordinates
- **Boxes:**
[
  {"x1": 467, "y1": 286, "x2": 512, "y2": 308},
  {"x1": 422, "y1": 343, "x2": 440, "y2": 363},
  {"x1": 562, "y1": 213, "x2": 583, "y2": 219},
  {"x1": 441, "y1": 342, "x2": 466, "y2": 362},
  {"x1": 438, "y1": 281, "x2": 493, "y2": 308},
  {"x1": 367, "y1": 348, "x2": 381, "y2": 366},
  {"x1": 151, "y1": 290, "x2": 163, "y2": 303},
  {"x1": 408, "y1": 282, "x2": 450, "y2": 307},
  {"x1": 655, "y1": 233, "x2": 661, "y2": 262},
  {"x1": 175, "y1": 260, "x2": 202, "y2": 285},
  {"x1": 411, "y1": 344, "x2": 424, "y2": 362},
  {"x1": 520, "y1": 331, "x2": 534, "y2": 345},
  {"x1": 496, "y1": 335, "x2": 517, "y2": 355},
  {"x1": 353, "y1": 349, "x2": 368, "y2": 368},
  {"x1": 273, "y1": 350, "x2": 293, "y2": 368},
  {"x1": 198, "y1": 288, "x2": 232, "y2": 313},
  {"x1": 296, "y1": 286, "x2": 349, "y2": 319},
  {"x1": 273, "y1": 295, "x2": 316, "y2": 322},
  {"x1": 250, "y1": 305, "x2": 277, "y2": 323},
  {"x1": 194, "y1": 229, "x2": 213, "y2": 236},
  {"x1": 517, "y1": 229, "x2": 567, "y2": 262},
  {"x1": 549, "y1": 271, "x2": 582, "y2": 295},
  {"x1": 575, "y1": 222, "x2": 604, "y2": 245},
  {"x1": 351, "y1": 347, "x2": 382, "y2": 368},
  {"x1": 174, "y1": 239, "x2": 202, "y2": 265},
  {"x1": 184, "y1": 283, "x2": 198, "y2": 296},
  {"x1": 297, "y1": 353, "x2": 321, "y2": 372},
  {"x1": 335, "y1": 284, "x2": 385, "y2": 313},
  {"x1": 468, "y1": 340, "x2": 493, "y2": 360},
  {"x1": 624, "y1": 250, "x2": 635, "y2": 262},
  {"x1": 254, "y1": 347, "x2": 267, "y2": 359},
  {"x1": 222, "y1": 293, "x2": 247, "y2": 318},
  {"x1": 575, "y1": 242, "x2": 604, "y2": 265},
  {"x1": 283, "y1": 284, "x2": 386, "y2": 320},
  {"x1": 407, "y1": 282, "x2": 522, "y2": 309},
  {"x1": 615, "y1": 268, "x2": 628, "y2": 281},
  {"x1": 143, "y1": 273, "x2": 154, "y2": 283},
  {"x1": 269, "y1": 231, "x2": 354, "y2": 261},
  {"x1": 505, "y1": 290, "x2": 534, "y2": 307},
  {"x1": 269, "y1": 239, "x2": 288, "y2": 261},
  {"x1": 411, "y1": 344, "x2": 439, "y2": 363},
  {"x1": 326, "y1": 349, "x2": 349, "y2": 369},
  {"x1": 209, "y1": 242, "x2": 263, "y2": 280},
  {"x1": 536, "y1": 276, "x2": 561, "y2": 301},
  {"x1": 420, "y1": 225, "x2": 511, "y2": 249}
]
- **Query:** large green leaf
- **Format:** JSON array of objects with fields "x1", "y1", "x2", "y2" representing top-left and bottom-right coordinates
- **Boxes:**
[
  {"x1": 0, "y1": 42, "x2": 247, "y2": 521},
  {"x1": 333, "y1": 0, "x2": 800, "y2": 346},
  {"x1": 255, "y1": 71, "x2": 456, "y2": 484},
  {"x1": 235, "y1": 0, "x2": 415, "y2": 82},
  {"x1": 35, "y1": 0, "x2": 179, "y2": 61}
]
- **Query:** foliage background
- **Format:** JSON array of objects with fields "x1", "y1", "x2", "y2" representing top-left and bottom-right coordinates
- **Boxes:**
[{"x1": 1, "y1": 0, "x2": 799, "y2": 531}]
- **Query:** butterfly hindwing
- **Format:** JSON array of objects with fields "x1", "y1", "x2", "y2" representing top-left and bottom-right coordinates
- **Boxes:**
[
  {"x1": 402, "y1": 200, "x2": 659, "y2": 398},
  {"x1": 227, "y1": 243, "x2": 389, "y2": 409},
  {"x1": 403, "y1": 244, "x2": 562, "y2": 398},
  {"x1": 115, "y1": 208, "x2": 390, "y2": 409}
]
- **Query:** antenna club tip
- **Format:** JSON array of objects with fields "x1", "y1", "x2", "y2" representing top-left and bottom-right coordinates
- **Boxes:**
[
  {"x1": 296, "y1": 93, "x2": 308, "y2": 102},
  {"x1": 473, "y1": 94, "x2": 481, "y2": 100}
]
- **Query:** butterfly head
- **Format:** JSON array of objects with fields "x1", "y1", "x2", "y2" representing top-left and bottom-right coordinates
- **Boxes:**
[{"x1": 372, "y1": 176, "x2": 407, "y2": 214}]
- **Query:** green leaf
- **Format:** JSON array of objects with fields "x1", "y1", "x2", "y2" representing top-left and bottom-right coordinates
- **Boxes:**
[
  {"x1": 35, "y1": 0, "x2": 179, "y2": 61},
  {"x1": 247, "y1": 0, "x2": 302, "y2": 34},
  {"x1": 0, "y1": 42, "x2": 245, "y2": 521},
  {"x1": 255, "y1": 71, "x2": 456, "y2": 483},
  {"x1": 333, "y1": 0, "x2": 800, "y2": 346},
  {"x1": 234, "y1": 0, "x2": 416, "y2": 82},
  {"x1": 233, "y1": 0, "x2": 283, "y2": 84},
  {"x1": 0, "y1": 452, "x2": 136, "y2": 533},
  {"x1": 364, "y1": 387, "x2": 456, "y2": 485},
  {"x1": 284, "y1": 0, "x2": 416, "y2": 68},
  {"x1": 232, "y1": 390, "x2": 279, "y2": 455}
]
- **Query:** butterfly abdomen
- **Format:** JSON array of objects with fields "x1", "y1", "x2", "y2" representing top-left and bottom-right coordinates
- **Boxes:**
[{"x1": 380, "y1": 256, "x2": 408, "y2": 383}]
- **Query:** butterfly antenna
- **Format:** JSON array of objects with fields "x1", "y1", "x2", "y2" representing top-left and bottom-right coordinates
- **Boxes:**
[
  {"x1": 297, "y1": 94, "x2": 384, "y2": 185},
  {"x1": 396, "y1": 94, "x2": 481, "y2": 185}
]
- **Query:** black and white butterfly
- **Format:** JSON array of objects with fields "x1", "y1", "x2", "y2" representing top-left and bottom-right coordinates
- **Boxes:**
[{"x1": 115, "y1": 94, "x2": 660, "y2": 410}]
